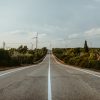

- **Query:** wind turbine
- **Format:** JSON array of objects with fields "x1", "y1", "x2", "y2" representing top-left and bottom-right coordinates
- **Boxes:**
[{"x1": 32, "y1": 32, "x2": 38, "y2": 50}]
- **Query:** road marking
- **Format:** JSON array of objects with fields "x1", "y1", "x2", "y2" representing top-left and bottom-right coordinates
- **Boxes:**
[
  {"x1": 0, "y1": 56, "x2": 47, "y2": 77},
  {"x1": 0, "y1": 65, "x2": 38, "y2": 77},
  {"x1": 48, "y1": 54, "x2": 52, "y2": 100},
  {"x1": 70, "y1": 67, "x2": 100, "y2": 78},
  {"x1": 53, "y1": 55, "x2": 100, "y2": 78}
]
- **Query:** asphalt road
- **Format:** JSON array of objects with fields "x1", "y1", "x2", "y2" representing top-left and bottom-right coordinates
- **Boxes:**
[{"x1": 0, "y1": 54, "x2": 100, "y2": 100}]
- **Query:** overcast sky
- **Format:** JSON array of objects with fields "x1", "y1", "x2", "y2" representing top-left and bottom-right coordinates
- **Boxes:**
[{"x1": 0, "y1": 0, "x2": 100, "y2": 49}]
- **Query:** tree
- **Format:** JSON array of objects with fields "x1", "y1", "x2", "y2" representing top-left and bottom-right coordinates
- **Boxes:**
[
  {"x1": 17, "y1": 45, "x2": 23, "y2": 53},
  {"x1": 74, "y1": 48, "x2": 80, "y2": 56},
  {"x1": 23, "y1": 46, "x2": 28, "y2": 54},
  {"x1": 84, "y1": 40, "x2": 89, "y2": 53},
  {"x1": 0, "y1": 49, "x2": 11, "y2": 66},
  {"x1": 17, "y1": 45, "x2": 28, "y2": 54},
  {"x1": 9, "y1": 48, "x2": 17, "y2": 56}
]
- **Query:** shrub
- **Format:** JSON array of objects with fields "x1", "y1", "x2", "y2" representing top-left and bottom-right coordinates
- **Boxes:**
[
  {"x1": 89, "y1": 60, "x2": 100, "y2": 69},
  {"x1": 79, "y1": 58, "x2": 89, "y2": 68},
  {"x1": 88, "y1": 53, "x2": 96, "y2": 60},
  {"x1": 53, "y1": 48, "x2": 100, "y2": 70},
  {"x1": 68, "y1": 57, "x2": 76, "y2": 65},
  {"x1": 0, "y1": 49, "x2": 11, "y2": 66}
]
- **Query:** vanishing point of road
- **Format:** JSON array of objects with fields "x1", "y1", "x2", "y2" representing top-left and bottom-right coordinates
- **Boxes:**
[{"x1": 0, "y1": 54, "x2": 100, "y2": 100}]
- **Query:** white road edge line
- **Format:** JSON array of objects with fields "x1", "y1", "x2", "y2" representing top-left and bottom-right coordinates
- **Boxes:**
[
  {"x1": 0, "y1": 55, "x2": 47, "y2": 77},
  {"x1": 0, "y1": 67, "x2": 33, "y2": 77},
  {"x1": 48, "y1": 54, "x2": 52, "y2": 100},
  {"x1": 53, "y1": 55, "x2": 100, "y2": 78}
]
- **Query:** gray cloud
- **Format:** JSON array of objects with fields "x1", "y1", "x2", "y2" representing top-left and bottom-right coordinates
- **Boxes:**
[{"x1": 0, "y1": 0, "x2": 100, "y2": 48}]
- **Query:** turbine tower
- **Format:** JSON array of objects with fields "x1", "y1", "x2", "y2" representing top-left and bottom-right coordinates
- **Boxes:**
[{"x1": 33, "y1": 32, "x2": 38, "y2": 50}]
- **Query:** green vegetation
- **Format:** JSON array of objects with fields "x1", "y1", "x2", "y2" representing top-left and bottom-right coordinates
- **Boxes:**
[
  {"x1": 53, "y1": 41, "x2": 100, "y2": 70},
  {"x1": 0, "y1": 46, "x2": 47, "y2": 68},
  {"x1": 84, "y1": 40, "x2": 89, "y2": 53}
]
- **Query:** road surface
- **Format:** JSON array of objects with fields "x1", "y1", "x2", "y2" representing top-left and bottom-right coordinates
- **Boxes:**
[{"x1": 0, "y1": 54, "x2": 100, "y2": 100}]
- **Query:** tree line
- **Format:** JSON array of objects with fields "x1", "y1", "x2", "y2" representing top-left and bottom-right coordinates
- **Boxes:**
[
  {"x1": 53, "y1": 40, "x2": 100, "y2": 70},
  {"x1": 0, "y1": 45, "x2": 47, "y2": 67}
]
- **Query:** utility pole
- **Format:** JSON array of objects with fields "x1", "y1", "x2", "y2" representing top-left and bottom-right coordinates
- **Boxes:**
[{"x1": 36, "y1": 32, "x2": 38, "y2": 50}]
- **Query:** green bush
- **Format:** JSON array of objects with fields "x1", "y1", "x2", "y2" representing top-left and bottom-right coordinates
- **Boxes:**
[
  {"x1": 79, "y1": 58, "x2": 89, "y2": 68},
  {"x1": 74, "y1": 57, "x2": 81, "y2": 66},
  {"x1": 0, "y1": 47, "x2": 47, "y2": 67},
  {"x1": 88, "y1": 53, "x2": 96, "y2": 60},
  {"x1": 89, "y1": 60, "x2": 100, "y2": 69},
  {"x1": 68, "y1": 57, "x2": 76, "y2": 65},
  {"x1": 53, "y1": 48, "x2": 100, "y2": 70},
  {"x1": 0, "y1": 49, "x2": 11, "y2": 66}
]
